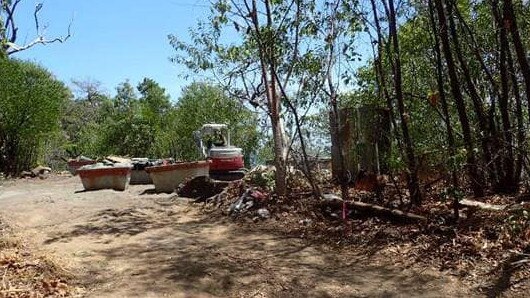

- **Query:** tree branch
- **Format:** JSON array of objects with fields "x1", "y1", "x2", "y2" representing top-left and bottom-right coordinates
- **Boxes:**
[
  {"x1": 4, "y1": 0, "x2": 22, "y2": 43},
  {"x1": 4, "y1": 1, "x2": 72, "y2": 55}
]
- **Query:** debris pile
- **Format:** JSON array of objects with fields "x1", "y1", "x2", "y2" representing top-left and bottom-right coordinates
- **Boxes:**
[
  {"x1": 177, "y1": 176, "x2": 230, "y2": 201},
  {"x1": 20, "y1": 166, "x2": 52, "y2": 179},
  {"x1": 228, "y1": 187, "x2": 269, "y2": 219},
  {"x1": 67, "y1": 156, "x2": 96, "y2": 175},
  {"x1": 129, "y1": 158, "x2": 168, "y2": 185},
  {"x1": 184, "y1": 165, "x2": 530, "y2": 295}
]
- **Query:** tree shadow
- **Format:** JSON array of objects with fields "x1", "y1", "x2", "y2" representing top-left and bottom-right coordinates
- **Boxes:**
[
  {"x1": 482, "y1": 252, "x2": 528, "y2": 298},
  {"x1": 74, "y1": 189, "x2": 126, "y2": 194},
  {"x1": 41, "y1": 199, "x2": 467, "y2": 297},
  {"x1": 139, "y1": 188, "x2": 163, "y2": 195},
  {"x1": 44, "y1": 207, "x2": 160, "y2": 244}
]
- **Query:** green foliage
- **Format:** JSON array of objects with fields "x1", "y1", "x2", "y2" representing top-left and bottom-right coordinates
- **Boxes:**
[
  {"x1": 61, "y1": 81, "x2": 111, "y2": 158},
  {"x1": 63, "y1": 78, "x2": 175, "y2": 159},
  {"x1": 439, "y1": 186, "x2": 465, "y2": 203},
  {"x1": 299, "y1": 110, "x2": 332, "y2": 156},
  {"x1": 62, "y1": 80, "x2": 258, "y2": 163},
  {"x1": 137, "y1": 78, "x2": 171, "y2": 117},
  {"x1": 506, "y1": 209, "x2": 530, "y2": 236},
  {"x1": 169, "y1": 0, "x2": 363, "y2": 118},
  {"x1": 0, "y1": 58, "x2": 70, "y2": 174},
  {"x1": 246, "y1": 168, "x2": 276, "y2": 192},
  {"x1": 172, "y1": 82, "x2": 259, "y2": 164},
  {"x1": 132, "y1": 78, "x2": 173, "y2": 157}
]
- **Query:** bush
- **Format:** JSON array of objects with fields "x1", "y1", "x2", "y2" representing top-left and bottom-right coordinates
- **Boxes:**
[{"x1": 0, "y1": 59, "x2": 70, "y2": 175}]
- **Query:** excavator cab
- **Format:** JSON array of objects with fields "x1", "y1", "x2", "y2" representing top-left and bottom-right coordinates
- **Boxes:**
[{"x1": 194, "y1": 124, "x2": 246, "y2": 181}]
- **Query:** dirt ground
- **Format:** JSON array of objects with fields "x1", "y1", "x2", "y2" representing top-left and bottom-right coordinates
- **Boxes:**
[{"x1": 0, "y1": 175, "x2": 476, "y2": 297}]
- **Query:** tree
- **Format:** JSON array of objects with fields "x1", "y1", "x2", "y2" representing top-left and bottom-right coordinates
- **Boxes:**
[
  {"x1": 114, "y1": 80, "x2": 137, "y2": 113},
  {"x1": 0, "y1": 0, "x2": 71, "y2": 56},
  {"x1": 66, "y1": 78, "x2": 176, "y2": 159},
  {"x1": 426, "y1": 0, "x2": 459, "y2": 216},
  {"x1": 386, "y1": 0, "x2": 422, "y2": 205},
  {"x1": 136, "y1": 78, "x2": 173, "y2": 157},
  {"x1": 503, "y1": 0, "x2": 530, "y2": 123},
  {"x1": 0, "y1": 58, "x2": 70, "y2": 175},
  {"x1": 137, "y1": 78, "x2": 171, "y2": 117},
  {"x1": 170, "y1": 0, "x2": 327, "y2": 196},
  {"x1": 172, "y1": 82, "x2": 259, "y2": 165},
  {"x1": 359, "y1": 0, "x2": 530, "y2": 198},
  {"x1": 61, "y1": 79, "x2": 110, "y2": 158}
]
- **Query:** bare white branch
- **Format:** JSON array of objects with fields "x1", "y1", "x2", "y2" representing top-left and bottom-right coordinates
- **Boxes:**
[{"x1": 2, "y1": 0, "x2": 72, "y2": 55}]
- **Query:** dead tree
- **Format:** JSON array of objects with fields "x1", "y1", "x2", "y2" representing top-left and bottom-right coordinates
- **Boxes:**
[{"x1": 1, "y1": 0, "x2": 71, "y2": 56}]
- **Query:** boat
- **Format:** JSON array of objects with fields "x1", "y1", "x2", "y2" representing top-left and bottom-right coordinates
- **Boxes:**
[
  {"x1": 145, "y1": 161, "x2": 210, "y2": 193},
  {"x1": 77, "y1": 163, "x2": 132, "y2": 191}
]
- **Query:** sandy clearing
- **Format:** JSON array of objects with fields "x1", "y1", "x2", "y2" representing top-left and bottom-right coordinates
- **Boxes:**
[{"x1": 0, "y1": 176, "x2": 474, "y2": 297}]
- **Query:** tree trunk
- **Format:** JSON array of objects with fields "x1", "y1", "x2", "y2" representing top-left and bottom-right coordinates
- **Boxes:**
[
  {"x1": 369, "y1": 0, "x2": 402, "y2": 153},
  {"x1": 447, "y1": 2, "x2": 496, "y2": 189},
  {"x1": 325, "y1": 0, "x2": 349, "y2": 202},
  {"x1": 434, "y1": 0, "x2": 485, "y2": 197},
  {"x1": 447, "y1": 4, "x2": 488, "y2": 131},
  {"x1": 507, "y1": 46, "x2": 525, "y2": 183},
  {"x1": 329, "y1": 93, "x2": 350, "y2": 202},
  {"x1": 503, "y1": 0, "x2": 530, "y2": 125},
  {"x1": 274, "y1": 71, "x2": 322, "y2": 199},
  {"x1": 387, "y1": 0, "x2": 422, "y2": 205},
  {"x1": 427, "y1": 0, "x2": 459, "y2": 218},
  {"x1": 491, "y1": 0, "x2": 517, "y2": 192},
  {"x1": 249, "y1": 0, "x2": 287, "y2": 196},
  {"x1": 270, "y1": 104, "x2": 288, "y2": 196},
  {"x1": 454, "y1": 7, "x2": 501, "y2": 101}
]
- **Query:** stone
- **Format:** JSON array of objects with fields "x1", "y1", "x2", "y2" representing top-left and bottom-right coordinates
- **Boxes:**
[{"x1": 257, "y1": 208, "x2": 270, "y2": 219}]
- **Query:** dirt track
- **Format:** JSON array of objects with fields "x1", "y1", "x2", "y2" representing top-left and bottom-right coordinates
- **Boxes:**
[{"x1": 0, "y1": 176, "x2": 474, "y2": 297}]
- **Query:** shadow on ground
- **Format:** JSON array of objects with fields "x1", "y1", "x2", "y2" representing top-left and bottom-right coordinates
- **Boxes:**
[
  {"x1": 43, "y1": 200, "x2": 466, "y2": 297},
  {"x1": 44, "y1": 207, "x2": 159, "y2": 243}
]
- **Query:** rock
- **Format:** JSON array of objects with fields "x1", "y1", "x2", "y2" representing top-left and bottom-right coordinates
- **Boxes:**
[
  {"x1": 322, "y1": 193, "x2": 342, "y2": 202},
  {"x1": 299, "y1": 219, "x2": 313, "y2": 225},
  {"x1": 105, "y1": 156, "x2": 132, "y2": 164},
  {"x1": 31, "y1": 166, "x2": 52, "y2": 177},
  {"x1": 20, "y1": 171, "x2": 34, "y2": 178},
  {"x1": 257, "y1": 208, "x2": 270, "y2": 219}
]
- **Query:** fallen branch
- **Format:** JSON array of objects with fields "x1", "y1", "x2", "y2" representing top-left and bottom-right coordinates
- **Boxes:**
[
  {"x1": 321, "y1": 194, "x2": 427, "y2": 223},
  {"x1": 460, "y1": 199, "x2": 507, "y2": 211},
  {"x1": 0, "y1": 288, "x2": 30, "y2": 293}
]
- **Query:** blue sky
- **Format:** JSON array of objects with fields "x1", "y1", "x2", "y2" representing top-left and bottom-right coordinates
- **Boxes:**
[{"x1": 12, "y1": 0, "x2": 211, "y2": 100}]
